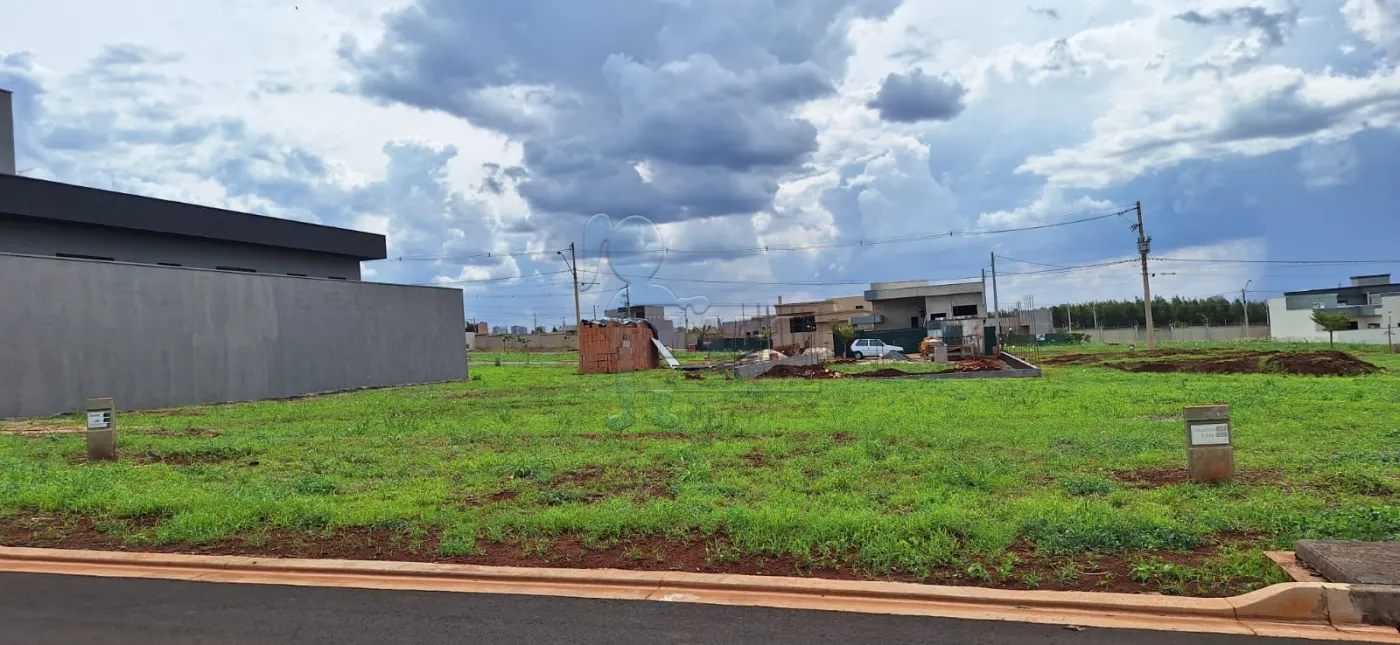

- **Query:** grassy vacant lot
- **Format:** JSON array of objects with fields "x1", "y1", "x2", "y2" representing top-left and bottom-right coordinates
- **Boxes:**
[{"x1": 3, "y1": 342, "x2": 1397, "y2": 596}]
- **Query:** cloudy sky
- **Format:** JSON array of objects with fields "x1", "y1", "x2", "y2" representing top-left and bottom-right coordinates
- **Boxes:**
[{"x1": 3, "y1": 0, "x2": 1398, "y2": 328}]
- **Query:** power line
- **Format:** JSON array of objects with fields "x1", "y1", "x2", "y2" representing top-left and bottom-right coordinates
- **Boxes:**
[
  {"x1": 378, "y1": 207, "x2": 1135, "y2": 263},
  {"x1": 994, "y1": 253, "x2": 1071, "y2": 270},
  {"x1": 1152, "y1": 257, "x2": 1400, "y2": 265}
]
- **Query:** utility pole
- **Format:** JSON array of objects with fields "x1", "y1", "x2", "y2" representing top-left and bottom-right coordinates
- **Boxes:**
[
  {"x1": 1242, "y1": 279, "x2": 1252, "y2": 339},
  {"x1": 568, "y1": 243, "x2": 582, "y2": 330},
  {"x1": 982, "y1": 268, "x2": 988, "y2": 325},
  {"x1": 1067, "y1": 306, "x2": 1073, "y2": 332},
  {"x1": 1388, "y1": 314, "x2": 1394, "y2": 353},
  {"x1": 533, "y1": 312, "x2": 538, "y2": 333},
  {"x1": 990, "y1": 253, "x2": 1001, "y2": 340},
  {"x1": 1133, "y1": 201, "x2": 1156, "y2": 349}
]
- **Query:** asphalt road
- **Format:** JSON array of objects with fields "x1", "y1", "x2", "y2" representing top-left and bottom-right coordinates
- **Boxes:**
[{"x1": 0, "y1": 572, "x2": 1324, "y2": 644}]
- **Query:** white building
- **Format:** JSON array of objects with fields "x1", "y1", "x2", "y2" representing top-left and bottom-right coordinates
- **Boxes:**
[{"x1": 1268, "y1": 274, "x2": 1400, "y2": 344}]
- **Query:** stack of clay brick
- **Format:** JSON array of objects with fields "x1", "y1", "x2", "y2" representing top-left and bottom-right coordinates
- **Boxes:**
[{"x1": 578, "y1": 320, "x2": 659, "y2": 374}]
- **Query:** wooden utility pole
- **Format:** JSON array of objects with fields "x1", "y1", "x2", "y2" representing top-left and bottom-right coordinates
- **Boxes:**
[{"x1": 1133, "y1": 201, "x2": 1157, "y2": 349}]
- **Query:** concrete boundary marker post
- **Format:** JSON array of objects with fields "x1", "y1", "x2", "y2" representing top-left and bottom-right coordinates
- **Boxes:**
[{"x1": 84, "y1": 397, "x2": 116, "y2": 461}]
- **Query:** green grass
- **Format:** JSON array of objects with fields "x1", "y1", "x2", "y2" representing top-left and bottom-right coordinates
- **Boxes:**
[{"x1": 3, "y1": 341, "x2": 1397, "y2": 594}]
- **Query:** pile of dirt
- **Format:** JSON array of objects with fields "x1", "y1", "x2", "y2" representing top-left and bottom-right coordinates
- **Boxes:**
[
  {"x1": 850, "y1": 368, "x2": 916, "y2": 378},
  {"x1": 1047, "y1": 349, "x2": 1379, "y2": 377},
  {"x1": 956, "y1": 358, "x2": 1009, "y2": 372},
  {"x1": 1261, "y1": 350, "x2": 1379, "y2": 376},
  {"x1": 760, "y1": 364, "x2": 845, "y2": 379},
  {"x1": 1118, "y1": 355, "x2": 1261, "y2": 374}
]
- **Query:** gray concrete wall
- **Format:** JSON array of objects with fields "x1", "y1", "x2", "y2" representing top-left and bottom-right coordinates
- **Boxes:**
[
  {"x1": 0, "y1": 214, "x2": 364, "y2": 279},
  {"x1": 0, "y1": 253, "x2": 465, "y2": 418},
  {"x1": 1081, "y1": 324, "x2": 1272, "y2": 344}
]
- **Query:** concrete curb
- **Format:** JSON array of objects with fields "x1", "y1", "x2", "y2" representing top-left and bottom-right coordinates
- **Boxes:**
[{"x1": 0, "y1": 547, "x2": 1396, "y2": 641}]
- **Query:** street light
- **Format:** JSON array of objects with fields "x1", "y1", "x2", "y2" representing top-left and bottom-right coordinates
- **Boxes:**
[{"x1": 1242, "y1": 280, "x2": 1253, "y2": 339}]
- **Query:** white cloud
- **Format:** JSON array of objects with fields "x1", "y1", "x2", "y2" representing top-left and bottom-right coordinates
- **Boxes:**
[
  {"x1": 1019, "y1": 64, "x2": 1400, "y2": 188},
  {"x1": 1342, "y1": 0, "x2": 1400, "y2": 57},
  {"x1": 999, "y1": 238, "x2": 1267, "y2": 305}
]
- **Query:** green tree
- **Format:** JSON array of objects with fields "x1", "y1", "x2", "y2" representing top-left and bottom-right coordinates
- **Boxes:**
[{"x1": 1310, "y1": 310, "x2": 1353, "y2": 347}]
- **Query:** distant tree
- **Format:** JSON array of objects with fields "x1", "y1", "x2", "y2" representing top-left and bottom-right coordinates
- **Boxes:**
[
  {"x1": 1311, "y1": 310, "x2": 1353, "y2": 347},
  {"x1": 551, "y1": 326, "x2": 558, "y2": 333}
]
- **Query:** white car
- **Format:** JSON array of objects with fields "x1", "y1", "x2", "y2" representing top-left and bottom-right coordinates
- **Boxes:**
[{"x1": 849, "y1": 338, "x2": 903, "y2": 359}]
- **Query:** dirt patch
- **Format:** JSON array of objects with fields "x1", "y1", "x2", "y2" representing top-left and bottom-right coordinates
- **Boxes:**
[
  {"x1": 1112, "y1": 468, "x2": 1284, "y2": 488},
  {"x1": 578, "y1": 432, "x2": 689, "y2": 441},
  {"x1": 0, "y1": 518, "x2": 1273, "y2": 596},
  {"x1": 956, "y1": 358, "x2": 1009, "y2": 372},
  {"x1": 550, "y1": 466, "x2": 608, "y2": 488},
  {"x1": 137, "y1": 408, "x2": 206, "y2": 418},
  {"x1": 131, "y1": 448, "x2": 253, "y2": 466},
  {"x1": 850, "y1": 368, "x2": 917, "y2": 378},
  {"x1": 759, "y1": 364, "x2": 845, "y2": 379},
  {"x1": 1261, "y1": 351, "x2": 1379, "y2": 376},
  {"x1": 1118, "y1": 355, "x2": 1261, "y2": 374},
  {"x1": 1046, "y1": 349, "x2": 1378, "y2": 377},
  {"x1": 145, "y1": 427, "x2": 221, "y2": 439},
  {"x1": 683, "y1": 372, "x2": 706, "y2": 380},
  {"x1": 0, "y1": 421, "x2": 84, "y2": 435},
  {"x1": 743, "y1": 449, "x2": 768, "y2": 467},
  {"x1": 458, "y1": 489, "x2": 521, "y2": 506},
  {"x1": 831, "y1": 432, "x2": 855, "y2": 445}
]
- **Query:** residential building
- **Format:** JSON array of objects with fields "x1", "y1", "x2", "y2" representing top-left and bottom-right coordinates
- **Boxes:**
[
  {"x1": 773, "y1": 296, "x2": 872, "y2": 351},
  {"x1": 718, "y1": 316, "x2": 769, "y2": 340},
  {"x1": 1268, "y1": 274, "x2": 1400, "y2": 344},
  {"x1": 605, "y1": 305, "x2": 684, "y2": 347},
  {"x1": 491, "y1": 325, "x2": 507, "y2": 335},
  {"x1": 863, "y1": 280, "x2": 987, "y2": 330},
  {"x1": 996, "y1": 308, "x2": 1054, "y2": 336},
  {"x1": 510, "y1": 325, "x2": 528, "y2": 335},
  {"x1": 474, "y1": 322, "x2": 490, "y2": 335},
  {"x1": 0, "y1": 89, "x2": 466, "y2": 419}
]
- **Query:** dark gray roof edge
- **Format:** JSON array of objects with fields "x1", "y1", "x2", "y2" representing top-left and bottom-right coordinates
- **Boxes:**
[
  {"x1": 1284, "y1": 284, "x2": 1400, "y2": 297},
  {"x1": 0, "y1": 173, "x2": 386, "y2": 260}
]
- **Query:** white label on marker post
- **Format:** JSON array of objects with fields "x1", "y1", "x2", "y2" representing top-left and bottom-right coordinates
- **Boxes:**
[
  {"x1": 86, "y1": 411, "x2": 111, "y2": 430},
  {"x1": 1190, "y1": 422, "x2": 1230, "y2": 446}
]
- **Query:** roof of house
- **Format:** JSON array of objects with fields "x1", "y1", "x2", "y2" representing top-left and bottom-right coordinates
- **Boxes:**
[
  {"x1": 0, "y1": 173, "x2": 386, "y2": 260},
  {"x1": 1284, "y1": 283, "x2": 1400, "y2": 297}
]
